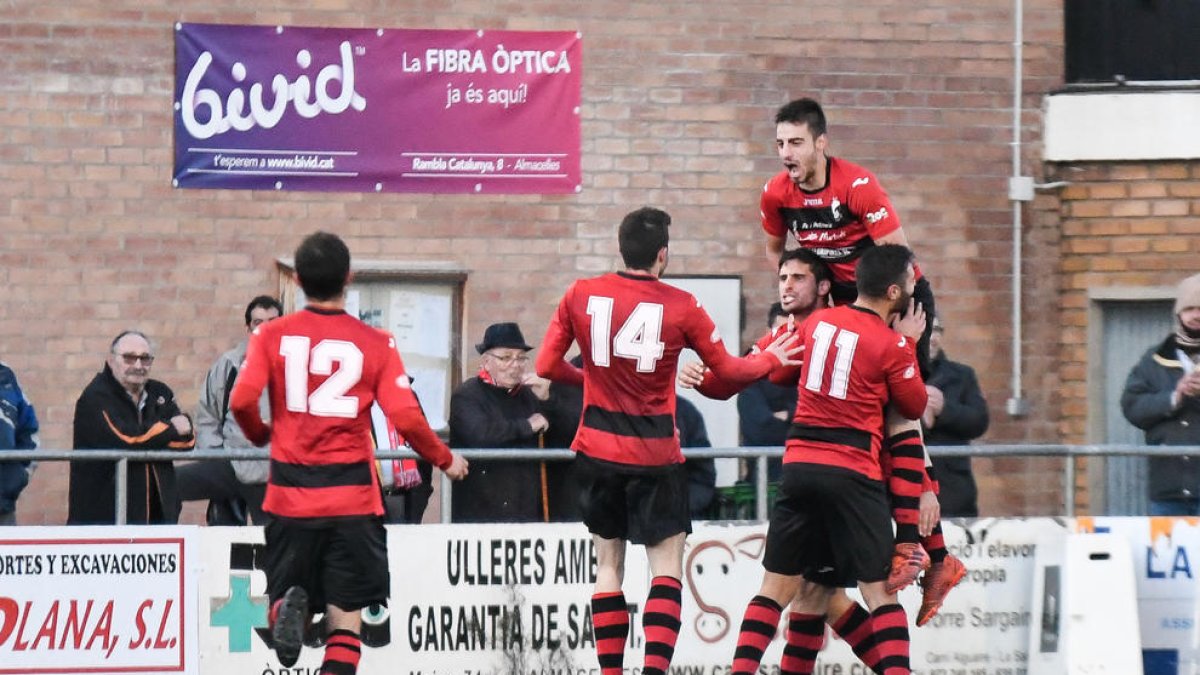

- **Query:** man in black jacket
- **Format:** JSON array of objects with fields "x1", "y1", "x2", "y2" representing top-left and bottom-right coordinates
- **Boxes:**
[
  {"x1": 1122, "y1": 273, "x2": 1200, "y2": 516},
  {"x1": 449, "y1": 322, "x2": 576, "y2": 522},
  {"x1": 921, "y1": 317, "x2": 989, "y2": 517},
  {"x1": 68, "y1": 330, "x2": 195, "y2": 524}
]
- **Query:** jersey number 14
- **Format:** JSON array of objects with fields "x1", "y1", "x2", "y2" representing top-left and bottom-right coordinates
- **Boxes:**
[{"x1": 586, "y1": 296, "x2": 665, "y2": 372}]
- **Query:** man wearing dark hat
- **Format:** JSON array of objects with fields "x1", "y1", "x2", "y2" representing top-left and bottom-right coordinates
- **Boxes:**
[
  {"x1": 448, "y1": 322, "x2": 578, "y2": 522},
  {"x1": 1123, "y1": 273, "x2": 1200, "y2": 515}
]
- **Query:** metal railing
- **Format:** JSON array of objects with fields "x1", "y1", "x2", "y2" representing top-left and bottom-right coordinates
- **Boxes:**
[{"x1": 9, "y1": 444, "x2": 1200, "y2": 524}]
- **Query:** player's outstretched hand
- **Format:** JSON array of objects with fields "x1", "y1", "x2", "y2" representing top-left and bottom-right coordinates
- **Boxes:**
[
  {"x1": 444, "y1": 453, "x2": 469, "y2": 480},
  {"x1": 892, "y1": 299, "x2": 926, "y2": 342},
  {"x1": 677, "y1": 361, "x2": 707, "y2": 389},
  {"x1": 919, "y1": 490, "x2": 940, "y2": 537},
  {"x1": 764, "y1": 330, "x2": 804, "y2": 367}
]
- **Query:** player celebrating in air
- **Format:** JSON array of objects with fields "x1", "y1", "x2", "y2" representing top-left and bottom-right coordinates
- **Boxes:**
[
  {"x1": 759, "y1": 97, "x2": 964, "y2": 606},
  {"x1": 231, "y1": 231, "x2": 469, "y2": 674},
  {"x1": 536, "y1": 206, "x2": 801, "y2": 675},
  {"x1": 729, "y1": 244, "x2": 927, "y2": 675}
]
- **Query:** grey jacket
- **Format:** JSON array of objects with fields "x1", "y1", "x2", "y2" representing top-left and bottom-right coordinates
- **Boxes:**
[
  {"x1": 195, "y1": 341, "x2": 270, "y2": 484},
  {"x1": 1121, "y1": 334, "x2": 1200, "y2": 502}
]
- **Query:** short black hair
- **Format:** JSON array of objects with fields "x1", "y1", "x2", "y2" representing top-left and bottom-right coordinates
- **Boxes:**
[
  {"x1": 618, "y1": 207, "x2": 671, "y2": 270},
  {"x1": 767, "y1": 302, "x2": 787, "y2": 327},
  {"x1": 244, "y1": 295, "x2": 283, "y2": 326},
  {"x1": 774, "y1": 98, "x2": 827, "y2": 138},
  {"x1": 855, "y1": 244, "x2": 915, "y2": 300},
  {"x1": 295, "y1": 231, "x2": 351, "y2": 301},
  {"x1": 778, "y1": 248, "x2": 832, "y2": 287}
]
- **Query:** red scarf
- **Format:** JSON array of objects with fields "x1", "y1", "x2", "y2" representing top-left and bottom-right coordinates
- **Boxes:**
[
  {"x1": 479, "y1": 366, "x2": 522, "y2": 396},
  {"x1": 380, "y1": 418, "x2": 421, "y2": 490}
]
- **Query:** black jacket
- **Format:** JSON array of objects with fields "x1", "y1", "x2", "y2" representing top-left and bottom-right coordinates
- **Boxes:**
[
  {"x1": 1121, "y1": 335, "x2": 1200, "y2": 502},
  {"x1": 448, "y1": 376, "x2": 575, "y2": 522},
  {"x1": 923, "y1": 353, "x2": 989, "y2": 517},
  {"x1": 68, "y1": 364, "x2": 195, "y2": 524}
]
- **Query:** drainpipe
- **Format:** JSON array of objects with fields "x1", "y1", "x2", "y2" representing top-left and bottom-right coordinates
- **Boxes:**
[{"x1": 1006, "y1": 0, "x2": 1032, "y2": 418}]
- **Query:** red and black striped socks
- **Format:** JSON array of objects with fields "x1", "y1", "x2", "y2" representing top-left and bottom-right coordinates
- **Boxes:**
[
  {"x1": 886, "y1": 429, "x2": 927, "y2": 545},
  {"x1": 922, "y1": 522, "x2": 948, "y2": 564},
  {"x1": 591, "y1": 591, "x2": 630, "y2": 675},
  {"x1": 643, "y1": 576, "x2": 683, "y2": 675},
  {"x1": 320, "y1": 629, "x2": 361, "y2": 675},
  {"x1": 780, "y1": 612, "x2": 824, "y2": 675},
  {"x1": 870, "y1": 604, "x2": 911, "y2": 675},
  {"x1": 829, "y1": 601, "x2": 880, "y2": 671},
  {"x1": 732, "y1": 595, "x2": 782, "y2": 674}
]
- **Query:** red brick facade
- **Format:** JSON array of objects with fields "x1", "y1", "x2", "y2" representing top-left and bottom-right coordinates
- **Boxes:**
[{"x1": 3, "y1": 2, "x2": 1074, "y2": 523}]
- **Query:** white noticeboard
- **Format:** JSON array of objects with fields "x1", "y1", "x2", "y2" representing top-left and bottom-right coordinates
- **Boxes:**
[{"x1": 661, "y1": 276, "x2": 742, "y2": 486}]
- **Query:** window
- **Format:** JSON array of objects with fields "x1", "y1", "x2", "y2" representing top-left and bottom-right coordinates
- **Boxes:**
[{"x1": 1066, "y1": 0, "x2": 1200, "y2": 84}]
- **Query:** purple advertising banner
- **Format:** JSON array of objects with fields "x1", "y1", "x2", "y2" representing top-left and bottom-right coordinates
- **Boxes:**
[{"x1": 173, "y1": 23, "x2": 581, "y2": 194}]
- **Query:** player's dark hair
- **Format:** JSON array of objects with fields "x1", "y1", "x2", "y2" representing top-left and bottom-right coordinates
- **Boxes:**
[
  {"x1": 856, "y1": 244, "x2": 915, "y2": 300},
  {"x1": 618, "y1": 207, "x2": 671, "y2": 270},
  {"x1": 778, "y1": 248, "x2": 832, "y2": 287},
  {"x1": 244, "y1": 295, "x2": 283, "y2": 326},
  {"x1": 774, "y1": 98, "x2": 827, "y2": 138},
  {"x1": 295, "y1": 231, "x2": 351, "y2": 301},
  {"x1": 767, "y1": 302, "x2": 787, "y2": 327}
]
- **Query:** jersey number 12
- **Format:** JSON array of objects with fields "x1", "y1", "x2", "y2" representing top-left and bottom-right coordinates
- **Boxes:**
[{"x1": 279, "y1": 336, "x2": 364, "y2": 418}]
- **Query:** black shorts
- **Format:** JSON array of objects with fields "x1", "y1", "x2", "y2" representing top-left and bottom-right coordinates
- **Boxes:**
[
  {"x1": 762, "y1": 464, "x2": 893, "y2": 587},
  {"x1": 264, "y1": 515, "x2": 390, "y2": 612},
  {"x1": 831, "y1": 276, "x2": 936, "y2": 378},
  {"x1": 573, "y1": 453, "x2": 692, "y2": 546}
]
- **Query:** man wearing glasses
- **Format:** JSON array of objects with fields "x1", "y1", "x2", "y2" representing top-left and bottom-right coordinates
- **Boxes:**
[
  {"x1": 68, "y1": 330, "x2": 195, "y2": 524},
  {"x1": 448, "y1": 322, "x2": 576, "y2": 522}
]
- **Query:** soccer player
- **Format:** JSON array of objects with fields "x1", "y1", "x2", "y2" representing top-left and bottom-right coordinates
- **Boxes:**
[
  {"x1": 728, "y1": 244, "x2": 927, "y2": 675},
  {"x1": 536, "y1": 206, "x2": 800, "y2": 675},
  {"x1": 682, "y1": 249, "x2": 960, "y2": 669},
  {"x1": 760, "y1": 97, "x2": 957, "y2": 597},
  {"x1": 230, "y1": 231, "x2": 469, "y2": 673}
]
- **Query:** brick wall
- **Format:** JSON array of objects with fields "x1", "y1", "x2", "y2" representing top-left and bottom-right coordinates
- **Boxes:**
[
  {"x1": 1051, "y1": 161, "x2": 1200, "y2": 513},
  {"x1": 1, "y1": 1, "x2": 1066, "y2": 523}
]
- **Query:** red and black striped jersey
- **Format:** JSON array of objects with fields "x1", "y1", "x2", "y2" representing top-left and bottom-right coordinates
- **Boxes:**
[
  {"x1": 230, "y1": 307, "x2": 453, "y2": 519},
  {"x1": 784, "y1": 305, "x2": 927, "y2": 479},
  {"x1": 761, "y1": 156, "x2": 921, "y2": 288},
  {"x1": 537, "y1": 272, "x2": 780, "y2": 467}
]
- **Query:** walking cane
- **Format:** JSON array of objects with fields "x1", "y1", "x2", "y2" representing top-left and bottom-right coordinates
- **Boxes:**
[{"x1": 539, "y1": 432, "x2": 550, "y2": 523}]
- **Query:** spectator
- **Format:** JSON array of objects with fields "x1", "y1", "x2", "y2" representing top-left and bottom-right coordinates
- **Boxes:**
[
  {"x1": 736, "y1": 302, "x2": 797, "y2": 482},
  {"x1": 449, "y1": 322, "x2": 577, "y2": 522},
  {"x1": 921, "y1": 316, "x2": 989, "y2": 517},
  {"x1": 1122, "y1": 273, "x2": 1200, "y2": 516},
  {"x1": 0, "y1": 362, "x2": 39, "y2": 525},
  {"x1": 177, "y1": 295, "x2": 282, "y2": 525},
  {"x1": 676, "y1": 396, "x2": 716, "y2": 518},
  {"x1": 68, "y1": 330, "x2": 195, "y2": 524}
]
